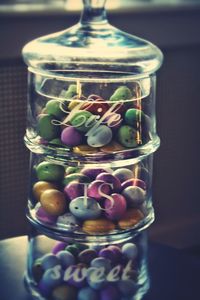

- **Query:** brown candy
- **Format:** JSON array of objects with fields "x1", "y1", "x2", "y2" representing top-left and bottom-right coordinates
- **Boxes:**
[
  {"x1": 118, "y1": 209, "x2": 144, "y2": 229},
  {"x1": 82, "y1": 218, "x2": 115, "y2": 234},
  {"x1": 40, "y1": 189, "x2": 66, "y2": 216}
]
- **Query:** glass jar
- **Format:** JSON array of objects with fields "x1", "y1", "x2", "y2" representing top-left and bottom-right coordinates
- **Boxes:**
[
  {"x1": 22, "y1": 0, "x2": 163, "y2": 161},
  {"x1": 25, "y1": 227, "x2": 149, "y2": 300},
  {"x1": 27, "y1": 152, "x2": 154, "y2": 239}
]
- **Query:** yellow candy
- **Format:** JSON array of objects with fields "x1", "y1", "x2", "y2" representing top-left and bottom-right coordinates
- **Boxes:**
[
  {"x1": 68, "y1": 99, "x2": 82, "y2": 111},
  {"x1": 118, "y1": 209, "x2": 144, "y2": 229},
  {"x1": 100, "y1": 141, "x2": 125, "y2": 153},
  {"x1": 32, "y1": 181, "x2": 57, "y2": 201},
  {"x1": 82, "y1": 219, "x2": 115, "y2": 234},
  {"x1": 40, "y1": 189, "x2": 66, "y2": 216},
  {"x1": 73, "y1": 144, "x2": 99, "y2": 155}
]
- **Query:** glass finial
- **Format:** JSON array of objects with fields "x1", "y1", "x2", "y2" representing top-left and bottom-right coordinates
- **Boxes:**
[{"x1": 81, "y1": 0, "x2": 108, "y2": 25}]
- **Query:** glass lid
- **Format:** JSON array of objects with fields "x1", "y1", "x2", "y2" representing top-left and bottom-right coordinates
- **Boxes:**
[{"x1": 22, "y1": 0, "x2": 163, "y2": 77}]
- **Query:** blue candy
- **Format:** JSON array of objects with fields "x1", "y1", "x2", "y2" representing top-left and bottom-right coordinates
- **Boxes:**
[
  {"x1": 78, "y1": 287, "x2": 99, "y2": 300},
  {"x1": 90, "y1": 257, "x2": 112, "y2": 273},
  {"x1": 69, "y1": 197, "x2": 101, "y2": 220},
  {"x1": 39, "y1": 265, "x2": 63, "y2": 290},
  {"x1": 118, "y1": 279, "x2": 137, "y2": 296},
  {"x1": 56, "y1": 250, "x2": 75, "y2": 268},
  {"x1": 121, "y1": 243, "x2": 138, "y2": 260},
  {"x1": 40, "y1": 254, "x2": 60, "y2": 270}
]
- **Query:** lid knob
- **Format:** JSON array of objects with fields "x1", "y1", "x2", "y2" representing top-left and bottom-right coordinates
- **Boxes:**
[{"x1": 81, "y1": 0, "x2": 108, "y2": 25}]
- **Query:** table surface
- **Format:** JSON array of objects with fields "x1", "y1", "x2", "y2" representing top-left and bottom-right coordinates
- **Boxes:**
[{"x1": 0, "y1": 236, "x2": 199, "y2": 300}]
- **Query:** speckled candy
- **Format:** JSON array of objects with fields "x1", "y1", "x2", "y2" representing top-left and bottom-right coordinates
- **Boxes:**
[
  {"x1": 69, "y1": 197, "x2": 101, "y2": 220},
  {"x1": 64, "y1": 182, "x2": 84, "y2": 200},
  {"x1": 121, "y1": 178, "x2": 147, "y2": 191},
  {"x1": 96, "y1": 172, "x2": 121, "y2": 192},
  {"x1": 45, "y1": 99, "x2": 67, "y2": 119},
  {"x1": 78, "y1": 249, "x2": 97, "y2": 265},
  {"x1": 78, "y1": 287, "x2": 99, "y2": 300},
  {"x1": 63, "y1": 173, "x2": 90, "y2": 186},
  {"x1": 117, "y1": 125, "x2": 138, "y2": 148},
  {"x1": 56, "y1": 250, "x2": 75, "y2": 268},
  {"x1": 40, "y1": 254, "x2": 60, "y2": 270},
  {"x1": 125, "y1": 108, "x2": 145, "y2": 127},
  {"x1": 121, "y1": 243, "x2": 138, "y2": 261},
  {"x1": 40, "y1": 189, "x2": 67, "y2": 216},
  {"x1": 87, "y1": 180, "x2": 112, "y2": 200},
  {"x1": 56, "y1": 213, "x2": 79, "y2": 231},
  {"x1": 36, "y1": 162, "x2": 65, "y2": 182},
  {"x1": 35, "y1": 204, "x2": 57, "y2": 224},
  {"x1": 51, "y1": 285, "x2": 77, "y2": 300},
  {"x1": 38, "y1": 114, "x2": 60, "y2": 141},
  {"x1": 81, "y1": 167, "x2": 109, "y2": 180},
  {"x1": 113, "y1": 168, "x2": 133, "y2": 183},
  {"x1": 87, "y1": 125, "x2": 112, "y2": 147},
  {"x1": 104, "y1": 193, "x2": 127, "y2": 221},
  {"x1": 82, "y1": 99, "x2": 110, "y2": 117},
  {"x1": 61, "y1": 126, "x2": 82, "y2": 146},
  {"x1": 122, "y1": 186, "x2": 146, "y2": 207},
  {"x1": 70, "y1": 111, "x2": 95, "y2": 132},
  {"x1": 110, "y1": 86, "x2": 132, "y2": 102}
]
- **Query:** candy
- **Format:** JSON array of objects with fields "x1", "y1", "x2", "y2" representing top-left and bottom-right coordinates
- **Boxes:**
[
  {"x1": 78, "y1": 287, "x2": 99, "y2": 300},
  {"x1": 40, "y1": 189, "x2": 66, "y2": 216},
  {"x1": 63, "y1": 173, "x2": 90, "y2": 186},
  {"x1": 78, "y1": 249, "x2": 97, "y2": 265},
  {"x1": 87, "y1": 125, "x2": 112, "y2": 147},
  {"x1": 33, "y1": 181, "x2": 57, "y2": 201},
  {"x1": 104, "y1": 193, "x2": 127, "y2": 221},
  {"x1": 118, "y1": 279, "x2": 137, "y2": 296},
  {"x1": 73, "y1": 144, "x2": 99, "y2": 155},
  {"x1": 36, "y1": 162, "x2": 65, "y2": 182},
  {"x1": 40, "y1": 254, "x2": 60, "y2": 270},
  {"x1": 96, "y1": 172, "x2": 121, "y2": 192},
  {"x1": 61, "y1": 126, "x2": 82, "y2": 146},
  {"x1": 82, "y1": 219, "x2": 115, "y2": 234},
  {"x1": 39, "y1": 266, "x2": 63, "y2": 290},
  {"x1": 35, "y1": 204, "x2": 58, "y2": 224},
  {"x1": 69, "y1": 197, "x2": 101, "y2": 220},
  {"x1": 81, "y1": 167, "x2": 109, "y2": 180},
  {"x1": 117, "y1": 125, "x2": 138, "y2": 148},
  {"x1": 32, "y1": 259, "x2": 44, "y2": 283},
  {"x1": 45, "y1": 99, "x2": 66, "y2": 119},
  {"x1": 121, "y1": 178, "x2": 146, "y2": 191},
  {"x1": 112, "y1": 168, "x2": 133, "y2": 183},
  {"x1": 56, "y1": 213, "x2": 79, "y2": 231},
  {"x1": 64, "y1": 182, "x2": 84, "y2": 200},
  {"x1": 100, "y1": 141, "x2": 125, "y2": 153},
  {"x1": 87, "y1": 267, "x2": 106, "y2": 290},
  {"x1": 121, "y1": 243, "x2": 138, "y2": 261},
  {"x1": 110, "y1": 86, "x2": 132, "y2": 102},
  {"x1": 82, "y1": 99, "x2": 109, "y2": 117},
  {"x1": 66, "y1": 265, "x2": 87, "y2": 288},
  {"x1": 65, "y1": 84, "x2": 77, "y2": 98},
  {"x1": 118, "y1": 209, "x2": 144, "y2": 229},
  {"x1": 87, "y1": 180, "x2": 112, "y2": 200},
  {"x1": 122, "y1": 186, "x2": 146, "y2": 207},
  {"x1": 125, "y1": 108, "x2": 145, "y2": 127},
  {"x1": 90, "y1": 257, "x2": 112, "y2": 273},
  {"x1": 71, "y1": 111, "x2": 95, "y2": 132},
  {"x1": 38, "y1": 114, "x2": 60, "y2": 141},
  {"x1": 57, "y1": 250, "x2": 75, "y2": 268},
  {"x1": 52, "y1": 242, "x2": 68, "y2": 255},
  {"x1": 100, "y1": 285, "x2": 120, "y2": 300},
  {"x1": 51, "y1": 285, "x2": 77, "y2": 300}
]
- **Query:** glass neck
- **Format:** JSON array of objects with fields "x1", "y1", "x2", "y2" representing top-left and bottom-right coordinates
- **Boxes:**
[{"x1": 80, "y1": 0, "x2": 108, "y2": 26}]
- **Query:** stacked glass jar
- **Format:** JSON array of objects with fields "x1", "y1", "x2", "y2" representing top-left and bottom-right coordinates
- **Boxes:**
[{"x1": 22, "y1": 1, "x2": 163, "y2": 299}]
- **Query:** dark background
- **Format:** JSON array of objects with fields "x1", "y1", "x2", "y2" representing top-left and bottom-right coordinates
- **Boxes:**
[{"x1": 0, "y1": 2, "x2": 200, "y2": 248}]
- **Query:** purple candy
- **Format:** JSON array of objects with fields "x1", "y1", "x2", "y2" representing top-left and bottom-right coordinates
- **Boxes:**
[
  {"x1": 52, "y1": 242, "x2": 68, "y2": 255},
  {"x1": 61, "y1": 126, "x2": 82, "y2": 146},
  {"x1": 104, "y1": 193, "x2": 127, "y2": 220},
  {"x1": 64, "y1": 265, "x2": 87, "y2": 288},
  {"x1": 107, "y1": 245, "x2": 122, "y2": 263},
  {"x1": 121, "y1": 178, "x2": 147, "y2": 191},
  {"x1": 78, "y1": 249, "x2": 97, "y2": 265},
  {"x1": 96, "y1": 173, "x2": 121, "y2": 192},
  {"x1": 35, "y1": 205, "x2": 57, "y2": 224},
  {"x1": 100, "y1": 285, "x2": 120, "y2": 300},
  {"x1": 98, "y1": 248, "x2": 114, "y2": 262},
  {"x1": 64, "y1": 182, "x2": 84, "y2": 200},
  {"x1": 81, "y1": 167, "x2": 109, "y2": 180},
  {"x1": 87, "y1": 180, "x2": 112, "y2": 200}
]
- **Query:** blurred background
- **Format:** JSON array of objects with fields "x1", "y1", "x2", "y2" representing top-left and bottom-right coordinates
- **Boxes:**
[{"x1": 0, "y1": 0, "x2": 200, "y2": 249}]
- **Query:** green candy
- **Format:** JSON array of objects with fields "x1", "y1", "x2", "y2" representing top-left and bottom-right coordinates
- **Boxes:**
[
  {"x1": 62, "y1": 173, "x2": 91, "y2": 186},
  {"x1": 125, "y1": 108, "x2": 145, "y2": 127},
  {"x1": 65, "y1": 166, "x2": 80, "y2": 175},
  {"x1": 117, "y1": 125, "x2": 138, "y2": 148},
  {"x1": 110, "y1": 86, "x2": 132, "y2": 102},
  {"x1": 36, "y1": 161, "x2": 65, "y2": 182},
  {"x1": 65, "y1": 84, "x2": 77, "y2": 98},
  {"x1": 45, "y1": 99, "x2": 67, "y2": 119},
  {"x1": 65, "y1": 245, "x2": 80, "y2": 256},
  {"x1": 70, "y1": 111, "x2": 94, "y2": 132},
  {"x1": 38, "y1": 115, "x2": 60, "y2": 141}
]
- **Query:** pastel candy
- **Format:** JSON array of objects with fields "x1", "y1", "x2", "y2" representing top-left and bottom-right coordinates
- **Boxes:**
[
  {"x1": 96, "y1": 172, "x2": 121, "y2": 192},
  {"x1": 118, "y1": 279, "x2": 137, "y2": 296},
  {"x1": 40, "y1": 189, "x2": 66, "y2": 216},
  {"x1": 38, "y1": 114, "x2": 60, "y2": 141},
  {"x1": 63, "y1": 173, "x2": 90, "y2": 186},
  {"x1": 40, "y1": 254, "x2": 60, "y2": 270},
  {"x1": 110, "y1": 86, "x2": 132, "y2": 102},
  {"x1": 73, "y1": 144, "x2": 99, "y2": 155},
  {"x1": 121, "y1": 243, "x2": 138, "y2": 260},
  {"x1": 81, "y1": 167, "x2": 109, "y2": 180},
  {"x1": 113, "y1": 168, "x2": 133, "y2": 183},
  {"x1": 69, "y1": 197, "x2": 101, "y2": 220},
  {"x1": 121, "y1": 178, "x2": 147, "y2": 191},
  {"x1": 82, "y1": 219, "x2": 115, "y2": 234},
  {"x1": 52, "y1": 242, "x2": 68, "y2": 255},
  {"x1": 56, "y1": 250, "x2": 75, "y2": 268},
  {"x1": 87, "y1": 125, "x2": 112, "y2": 147},
  {"x1": 122, "y1": 186, "x2": 146, "y2": 207},
  {"x1": 118, "y1": 209, "x2": 144, "y2": 229},
  {"x1": 35, "y1": 204, "x2": 57, "y2": 224},
  {"x1": 56, "y1": 213, "x2": 80, "y2": 231},
  {"x1": 45, "y1": 99, "x2": 66, "y2": 119},
  {"x1": 100, "y1": 285, "x2": 120, "y2": 300},
  {"x1": 87, "y1": 267, "x2": 106, "y2": 290},
  {"x1": 61, "y1": 126, "x2": 82, "y2": 146},
  {"x1": 39, "y1": 265, "x2": 63, "y2": 290},
  {"x1": 90, "y1": 257, "x2": 112, "y2": 273},
  {"x1": 36, "y1": 162, "x2": 65, "y2": 182},
  {"x1": 33, "y1": 181, "x2": 57, "y2": 201},
  {"x1": 125, "y1": 108, "x2": 145, "y2": 127},
  {"x1": 65, "y1": 265, "x2": 87, "y2": 288},
  {"x1": 117, "y1": 125, "x2": 138, "y2": 148},
  {"x1": 65, "y1": 84, "x2": 77, "y2": 98},
  {"x1": 78, "y1": 249, "x2": 97, "y2": 265},
  {"x1": 51, "y1": 285, "x2": 77, "y2": 300},
  {"x1": 104, "y1": 193, "x2": 127, "y2": 221},
  {"x1": 81, "y1": 99, "x2": 109, "y2": 116},
  {"x1": 87, "y1": 180, "x2": 112, "y2": 200},
  {"x1": 70, "y1": 111, "x2": 95, "y2": 132},
  {"x1": 64, "y1": 182, "x2": 84, "y2": 200},
  {"x1": 78, "y1": 287, "x2": 99, "y2": 300}
]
